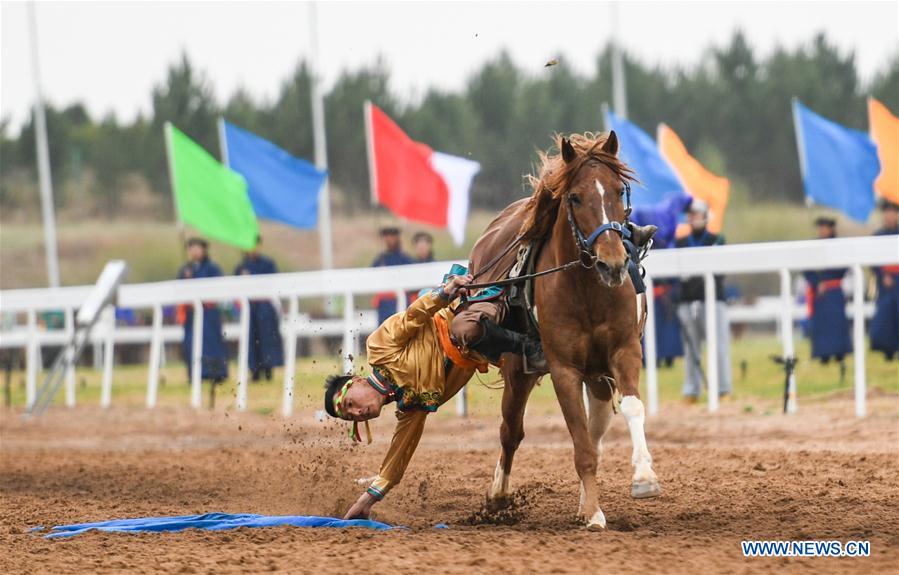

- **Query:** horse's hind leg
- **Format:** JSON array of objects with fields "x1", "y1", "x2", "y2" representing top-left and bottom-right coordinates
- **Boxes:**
[
  {"x1": 579, "y1": 380, "x2": 614, "y2": 517},
  {"x1": 487, "y1": 356, "x2": 539, "y2": 505}
]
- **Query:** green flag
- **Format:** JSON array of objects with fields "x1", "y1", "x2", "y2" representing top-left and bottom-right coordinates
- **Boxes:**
[{"x1": 166, "y1": 123, "x2": 259, "y2": 249}]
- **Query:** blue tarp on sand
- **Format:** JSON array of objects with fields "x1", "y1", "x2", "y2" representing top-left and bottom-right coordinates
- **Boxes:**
[{"x1": 42, "y1": 513, "x2": 395, "y2": 539}]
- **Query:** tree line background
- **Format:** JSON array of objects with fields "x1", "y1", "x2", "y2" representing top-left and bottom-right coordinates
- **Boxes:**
[{"x1": 1, "y1": 31, "x2": 897, "y2": 220}]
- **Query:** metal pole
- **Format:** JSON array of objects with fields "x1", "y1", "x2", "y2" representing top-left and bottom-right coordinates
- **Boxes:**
[
  {"x1": 236, "y1": 297, "x2": 250, "y2": 411},
  {"x1": 100, "y1": 306, "x2": 115, "y2": 408},
  {"x1": 282, "y1": 296, "x2": 299, "y2": 417},
  {"x1": 342, "y1": 291, "x2": 355, "y2": 374},
  {"x1": 309, "y1": 2, "x2": 334, "y2": 270},
  {"x1": 779, "y1": 269, "x2": 797, "y2": 413},
  {"x1": 610, "y1": 1, "x2": 628, "y2": 119},
  {"x1": 190, "y1": 300, "x2": 203, "y2": 408},
  {"x1": 146, "y1": 304, "x2": 163, "y2": 408},
  {"x1": 217, "y1": 117, "x2": 230, "y2": 166},
  {"x1": 64, "y1": 308, "x2": 75, "y2": 407},
  {"x1": 364, "y1": 100, "x2": 378, "y2": 205},
  {"x1": 703, "y1": 273, "x2": 719, "y2": 412},
  {"x1": 643, "y1": 274, "x2": 659, "y2": 416},
  {"x1": 28, "y1": 2, "x2": 60, "y2": 287},
  {"x1": 852, "y1": 264, "x2": 866, "y2": 418}
]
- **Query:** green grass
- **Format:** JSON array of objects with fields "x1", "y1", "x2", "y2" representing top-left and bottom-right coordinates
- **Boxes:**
[{"x1": 3, "y1": 336, "x2": 895, "y2": 417}]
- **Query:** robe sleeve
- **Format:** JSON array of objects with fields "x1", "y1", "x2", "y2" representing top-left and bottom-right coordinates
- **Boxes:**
[
  {"x1": 388, "y1": 290, "x2": 449, "y2": 346},
  {"x1": 366, "y1": 409, "x2": 428, "y2": 501}
]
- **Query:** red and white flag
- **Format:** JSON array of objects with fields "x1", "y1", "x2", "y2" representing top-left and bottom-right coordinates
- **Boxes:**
[{"x1": 365, "y1": 102, "x2": 480, "y2": 246}]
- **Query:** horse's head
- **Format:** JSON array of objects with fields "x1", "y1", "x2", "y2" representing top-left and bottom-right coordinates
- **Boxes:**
[{"x1": 560, "y1": 132, "x2": 632, "y2": 288}]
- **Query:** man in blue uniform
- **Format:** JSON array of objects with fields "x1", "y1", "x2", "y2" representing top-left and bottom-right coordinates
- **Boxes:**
[
  {"x1": 870, "y1": 200, "x2": 899, "y2": 360},
  {"x1": 234, "y1": 236, "x2": 284, "y2": 381},
  {"x1": 675, "y1": 199, "x2": 731, "y2": 402},
  {"x1": 372, "y1": 227, "x2": 414, "y2": 325},
  {"x1": 178, "y1": 238, "x2": 228, "y2": 384},
  {"x1": 803, "y1": 217, "x2": 852, "y2": 364},
  {"x1": 651, "y1": 238, "x2": 683, "y2": 367}
]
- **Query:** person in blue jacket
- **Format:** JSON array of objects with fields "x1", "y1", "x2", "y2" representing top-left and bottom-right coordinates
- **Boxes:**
[
  {"x1": 870, "y1": 200, "x2": 899, "y2": 360},
  {"x1": 371, "y1": 227, "x2": 414, "y2": 324},
  {"x1": 803, "y1": 217, "x2": 852, "y2": 364},
  {"x1": 235, "y1": 236, "x2": 285, "y2": 381},
  {"x1": 650, "y1": 238, "x2": 684, "y2": 367},
  {"x1": 178, "y1": 238, "x2": 228, "y2": 384}
]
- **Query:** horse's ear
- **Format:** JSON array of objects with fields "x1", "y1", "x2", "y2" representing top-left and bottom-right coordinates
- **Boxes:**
[
  {"x1": 561, "y1": 137, "x2": 576, "y2": 164},
  {"x1": 602, "y1": 130, "x2": 619, "y2": 156}
]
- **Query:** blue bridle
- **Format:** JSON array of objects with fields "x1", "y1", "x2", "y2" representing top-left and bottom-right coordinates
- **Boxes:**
[{"x1": 568, "y1": 180, "x2": 633, "y2": 249}]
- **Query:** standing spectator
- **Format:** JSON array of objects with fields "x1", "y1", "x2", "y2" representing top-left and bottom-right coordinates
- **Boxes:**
[
  {"x1": 234, "y1": 236, "x2": 284, "y2": 381},
  {"x1": 649, "y1": 237, "x2": 683, "y2": 368},
  {"x1": 412, "y1": 231, "x2": 435, "y2": 263},
  {"x1": 178, "y1": 238, "x2": 228, "y2": 384},
  {"x1": 371, "y1": 227, "x2": 414, "y2": 325},
  {"x1": 803, "y1": 217, "x2": 852, "y2": 364},
  {"x1": 675, "y1": 199, "x2": 732, "y2": 402},
  {"x1": 870, "y1": 200, "x2": 899, "y2": 360}
]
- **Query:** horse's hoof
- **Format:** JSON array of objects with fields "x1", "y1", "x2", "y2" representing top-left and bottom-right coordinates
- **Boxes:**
[
  {"x1": 485, "y1": 494, "x2": 512, "y2": 511},
  {"x1": 584, "y1": 509, "x2": 606, "y2": 531},
  {"x1": 631, "y1": 479, "x2": 662, "y2": 499}
]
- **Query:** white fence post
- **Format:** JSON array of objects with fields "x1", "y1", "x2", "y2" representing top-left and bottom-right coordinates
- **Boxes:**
[
  {"x1": 190, "y1": 300, "x2": 204, "y2": 408},
  {"x1": 100, "y1": 306, "x2": 115, "y2": 408},
  {"x1": 64, "y1": 307, "x2": 76, "y2": 407},
  {"x1": 282, "y1": 296, "x2": 299, "y2": 417},
  {"x1": 146, "y1": 304, "x2": 163, "y2": 409},
  {"x1": 236, "y1": 297, "x2": 250, "y2": 412},
  {"x1": 779, "y1": 269, "x2": 797, "y2": 413},
  {"x1": 395, "y1": 288, "x2": 407, "y2": 311},
  {"x1": 852, "y1": 264, "x2": 866, "y2": 418},
  {"x1": 704, "y1": 273, "x2": 719, "y2": 412},
  {"x1": 643, "y1": 274, "x2": 659, "y2": 416},
  {"x1": 25, "y1": 309, "x2": 38, "y2": 408},
  {"x1": 456, "y1": 385, "x2": 468, "y2": 417},
  {"x1": 342, "y1": 291, "x2": 356, "y2": 374}
]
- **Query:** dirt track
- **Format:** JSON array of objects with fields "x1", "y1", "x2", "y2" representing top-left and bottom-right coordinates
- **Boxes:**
[{"x1": 2, "y1": 397, "x2": 898, "y2": 574}]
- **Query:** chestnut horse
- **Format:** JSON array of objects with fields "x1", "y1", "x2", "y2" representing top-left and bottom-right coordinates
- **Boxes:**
[{"x1": 468, "y1": 132, "x2": 661, "y2": 530}]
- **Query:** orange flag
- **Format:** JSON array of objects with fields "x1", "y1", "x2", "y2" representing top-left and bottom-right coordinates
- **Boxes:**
[
  {"x1": 658, "y1": 123, "x2": 730, "y2": 234},
  {"x1": 868, "y1": 98, "x2": 899, "y2": 204}
]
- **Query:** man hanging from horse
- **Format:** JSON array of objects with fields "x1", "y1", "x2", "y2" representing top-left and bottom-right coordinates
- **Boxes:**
[{"x1": 326, "y1": 131, "x2": 658, "y2": 528}]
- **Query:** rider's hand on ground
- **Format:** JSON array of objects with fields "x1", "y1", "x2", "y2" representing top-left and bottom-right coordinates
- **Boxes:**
[{"x1": 343, "y1": 492, "x2": 378, "y2": 520}]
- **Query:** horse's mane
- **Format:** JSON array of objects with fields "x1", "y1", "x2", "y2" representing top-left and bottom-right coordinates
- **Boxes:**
[{"x1": 518, "y1": 132, "x2": 634, "y2": 239}]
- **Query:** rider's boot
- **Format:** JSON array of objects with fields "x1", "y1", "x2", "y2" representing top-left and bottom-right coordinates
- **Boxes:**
[
  {"x1": 627, "y1": 222, "x2": 658, "y2": 248},
  {"x1": 469, "y1": 318, "x2": 547, "y2": 373}
]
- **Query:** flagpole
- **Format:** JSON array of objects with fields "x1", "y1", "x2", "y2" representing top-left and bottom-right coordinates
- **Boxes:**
[
  {"x1": 601, "y1": 101, "x2": 610, "y2": 132},
  {"x1": 217, "y1": 117, "x2": 230, "y2": 167},
  {"x1": 610, "y1": 1, "x2": 628, "y2": 120},
  {"x1": 364, "y1": 100, "x2": 378, "y2": 205},
  {"x1": 164, "y1": 122, "x2": 186, "y2": 247},
  {"x1": 309, "y1": 1, "x2": 334, "y2": 271},
  {"x1": 28, "y1": 2, "x2": 60, "y2": 288},
  {"x1": 791, "y1": 97, "x2": 811, "y2": 206}
]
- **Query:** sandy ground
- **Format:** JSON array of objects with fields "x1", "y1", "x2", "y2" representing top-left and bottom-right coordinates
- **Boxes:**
[{"x1": 2, "y1": 396, "x2": 898, "y2": 574}]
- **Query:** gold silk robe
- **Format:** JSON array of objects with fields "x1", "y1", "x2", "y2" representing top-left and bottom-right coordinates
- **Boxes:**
[{"x1": 364, "y1": 290, "x2": 474, "y2": 501}]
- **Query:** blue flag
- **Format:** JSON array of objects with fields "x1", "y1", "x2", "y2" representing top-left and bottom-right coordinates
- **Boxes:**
[
  {"x1": 793, "y1": 100, "x2": 880, "y2": 222},
  {"x1": 223, "y1": 121, "x2": 327, "y2": 230},
  {"x1": 605, "y1": 111, "x2": 688, "y2": 207}
]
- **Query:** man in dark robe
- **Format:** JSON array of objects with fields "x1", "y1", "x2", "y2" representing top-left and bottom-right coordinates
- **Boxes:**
[
  {"x1": 178, "y1": 238, "x2": 228, "y2": 383},
  {"x1": 803, "y1": 217, "x2": 852, "y2": 364},
  {"x1": 234, "y1": 237, "x2": 284, "y2": 381},
  {"x1": 870, "y1": 200, "x2": 899, "y2": 360},
  {"x1": 371, "y1": 227, "x2": 414, "y2": 325}
]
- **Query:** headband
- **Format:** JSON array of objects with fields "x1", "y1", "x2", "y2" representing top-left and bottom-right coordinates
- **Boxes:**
[{"x1": 332, "y1": 378, "x2": 372, "y2": 444}]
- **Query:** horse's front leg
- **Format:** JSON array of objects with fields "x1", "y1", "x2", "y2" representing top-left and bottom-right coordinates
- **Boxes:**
[
  {"x1": 550, "y1": 364, "x2": 605, "y2": 530},
  {"x1": 612, "y1": 344, "x2": 662, "y2": 499}
]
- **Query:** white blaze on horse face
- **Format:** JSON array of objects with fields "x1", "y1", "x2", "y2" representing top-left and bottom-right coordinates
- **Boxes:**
[
  {"x1": 620, "y1": 395, "x2": 657, "y2": 485},
  {"x1": 594, "y1": 179, "x2": 609, "y2": 226}
]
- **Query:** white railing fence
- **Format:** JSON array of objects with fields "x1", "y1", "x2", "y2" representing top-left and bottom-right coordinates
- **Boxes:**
[{"x1": 0, "y1": 236, "x2": 896, "y2": 417}]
